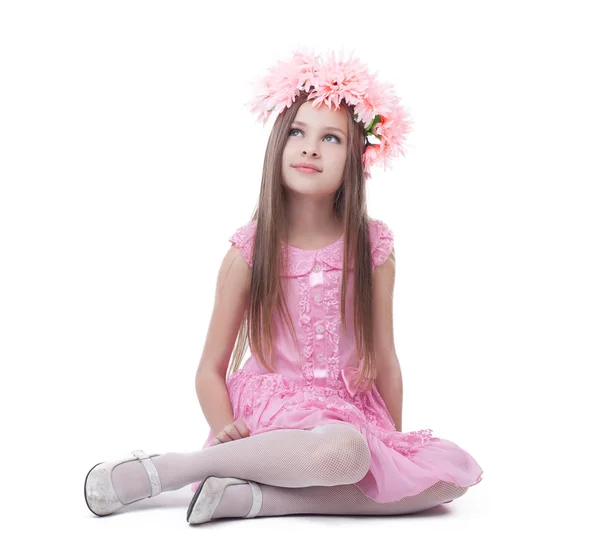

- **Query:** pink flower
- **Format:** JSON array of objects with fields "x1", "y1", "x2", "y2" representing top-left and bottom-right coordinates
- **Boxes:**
[
  {"x1": 354, "y1": 78, "x2": 395, "y2": 125},
  {"x1": 307, "y1": 49, "x2": 370, "y2": 111}
]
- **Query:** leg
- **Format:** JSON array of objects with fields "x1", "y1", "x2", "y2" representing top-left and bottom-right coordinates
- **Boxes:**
[
  {"x1": 112, "y1": 423, "x2": 370, "y2": 504},
  {"x1": 212, "y1": 480, "x2": 470, "y2": 519}
]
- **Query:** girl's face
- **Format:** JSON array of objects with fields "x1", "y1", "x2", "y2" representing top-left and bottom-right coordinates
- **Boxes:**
[{"x1": 281, "y1": 100, "x2": 348, "y2": 198}]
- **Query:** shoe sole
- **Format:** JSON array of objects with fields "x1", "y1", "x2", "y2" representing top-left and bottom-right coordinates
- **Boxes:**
[
  {"x1": 186, "y1": 475, "x2": 216, "y2": 523},
  {"x1": 84, "y1": 462, "x2": 108, "y2": 517}
]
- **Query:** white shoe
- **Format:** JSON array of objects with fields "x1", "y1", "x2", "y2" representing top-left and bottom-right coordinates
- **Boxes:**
[
  {"x1": 186, "y1": 476, "x2": 262, "y2": 525},
  {"x1": 84, "y1": 450, "x2": 162, "y2": 516}
]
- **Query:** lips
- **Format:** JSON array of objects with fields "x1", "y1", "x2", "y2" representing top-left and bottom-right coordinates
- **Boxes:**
[{"x1": 293, "y1": 163, "x2": 321, "y2": 172}]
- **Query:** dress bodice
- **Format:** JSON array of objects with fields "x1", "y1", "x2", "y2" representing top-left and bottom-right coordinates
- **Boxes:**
[{"x1": 229, "y1": 218, "x2": 394, "y2": 398}]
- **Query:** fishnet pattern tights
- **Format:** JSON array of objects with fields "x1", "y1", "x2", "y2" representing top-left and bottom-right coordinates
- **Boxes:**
[
  {"x1": 110, "y1": 423, "x2": 467, "y2": 517},
  {"x1": 112, "y1": 423, "x2": 371, "y2": 504},
  {"x1": 212, "y1": 479, "x2": 469, "y2": 519}
]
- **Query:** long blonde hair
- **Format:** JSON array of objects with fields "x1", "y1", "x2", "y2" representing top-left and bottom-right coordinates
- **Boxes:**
[{"x1": 227, "y1": 91, "x2": 385, "y2": 392}]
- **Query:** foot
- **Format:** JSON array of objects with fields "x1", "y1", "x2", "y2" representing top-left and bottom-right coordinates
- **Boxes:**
[
  {"x1": 84, "y1": 450, "x2": 161, "y2": 516},
  {"x1": 187, "y1": 476, "x2": 262, "y2": 525}
]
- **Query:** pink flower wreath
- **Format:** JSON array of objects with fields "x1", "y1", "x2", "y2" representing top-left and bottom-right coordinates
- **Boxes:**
[{"x1": 246, "y1": 47, "x2": 414, "y2": 180}]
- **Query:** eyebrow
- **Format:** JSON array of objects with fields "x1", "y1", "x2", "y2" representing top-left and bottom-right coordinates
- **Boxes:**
[{"x1": 291, "y1": 120, "x2": 346, "y2": 136}]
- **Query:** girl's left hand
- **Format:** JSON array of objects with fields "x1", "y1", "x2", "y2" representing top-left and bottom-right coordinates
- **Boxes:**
[{"x1": 209, "y1": 418, "x2": 251, "y2": 446}]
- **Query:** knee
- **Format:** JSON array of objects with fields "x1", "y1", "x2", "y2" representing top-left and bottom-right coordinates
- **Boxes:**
[{"x1": 316, "y1": 424, "x2": 371, "y2": 483}]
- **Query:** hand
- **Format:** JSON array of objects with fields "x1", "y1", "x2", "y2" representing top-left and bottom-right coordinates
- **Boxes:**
[{"x1": 210, "y1": 418, "x2": 251, "y2": 446}]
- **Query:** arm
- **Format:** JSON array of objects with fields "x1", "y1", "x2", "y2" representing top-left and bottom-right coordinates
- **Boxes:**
[
  {"x1": 372, "y1": 248, "x2": 404, "y2": 432},
  {"x1": 196, "y1": 245, "x2": 251, "y2": 436}
]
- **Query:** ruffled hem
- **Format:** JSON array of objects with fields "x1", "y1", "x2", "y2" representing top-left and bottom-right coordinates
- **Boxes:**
[
  {"x1": 192, "y1": 368, "x2": 484, "y2": 502},
  {"x1": 346, "y1": 420, "x2": 484, "y2": 502}
]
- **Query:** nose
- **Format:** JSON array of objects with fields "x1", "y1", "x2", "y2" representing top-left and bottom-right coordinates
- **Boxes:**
[{"x1": 302, "y1": 147, "x2": 319, "y2": 157}]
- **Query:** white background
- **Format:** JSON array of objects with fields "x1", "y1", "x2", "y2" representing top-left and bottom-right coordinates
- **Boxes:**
[{"x1": 1, "y1": 0, "x2": 598, "y2": 542}]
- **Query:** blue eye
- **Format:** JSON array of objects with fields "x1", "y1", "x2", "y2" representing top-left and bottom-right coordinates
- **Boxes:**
[{"x1": 289, "y1": 128, "x2": 340, "y2": 143}]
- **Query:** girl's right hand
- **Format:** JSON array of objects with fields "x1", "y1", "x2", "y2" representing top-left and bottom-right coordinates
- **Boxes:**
[{"x1": 210, "y1": 418, "x2": 251, "y2": 446}]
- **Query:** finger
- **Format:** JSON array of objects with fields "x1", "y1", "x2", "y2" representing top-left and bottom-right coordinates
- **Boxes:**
[
  {"x1": 214, "y1": 432, "x2": 231, "y2": 444},
  {"x1": 242, "y1": 419, "x2": 252, "y2": 436},
  {"x1": 215, "y1": 430, "x2": 235, "y2": 443},
  {"x1": 235, "y1": 420, "x2": 251, "y2": 437},
  {"x1": 223, "y1": 424, "x2": 243, "y2": 441}
]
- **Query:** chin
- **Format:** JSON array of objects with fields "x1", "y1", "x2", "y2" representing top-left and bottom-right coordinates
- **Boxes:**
[
  {"x1": 283, "y1": 176, "x2": 314, "y2": 190},
  {"x1": 285, "y1": 185, "x2": 319, "y2": 196}
]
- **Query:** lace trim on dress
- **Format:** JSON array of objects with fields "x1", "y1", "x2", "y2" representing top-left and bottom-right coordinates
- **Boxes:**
[
  {"x1": 298, "y1": 276, "x2": 315, "y2": 383},
  {"x1": 226, "y1": 367, "x2": 437, "y2": 457},
  {"x1": 324, "y1": 269, "x2": 342, "y2": 389},
  {"x1": 229, "y1": 218, "x2": 394, "y2": 273},
  {"x1": 370, "y1": 218, "x2": 394, "y2": 268},
  {"x1": 229, "y1": 221, "x2": 257, "y2": 266}
]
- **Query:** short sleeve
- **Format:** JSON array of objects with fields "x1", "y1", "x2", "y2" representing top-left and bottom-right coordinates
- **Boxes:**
[
  {"x1": 229, "y1": 220, "x2": 257, "y2": 267},
  {"x1": 369, "y1": 219, "x2": 394, "y2": 269}
]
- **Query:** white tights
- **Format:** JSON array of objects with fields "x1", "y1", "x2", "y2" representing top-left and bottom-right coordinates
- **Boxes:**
[
  {"x1": 110, "y1": 423, "x2": 468, "y2": 517},
  {"x1": 213, "y1": 479, "x2": 468, "y2": 519}
]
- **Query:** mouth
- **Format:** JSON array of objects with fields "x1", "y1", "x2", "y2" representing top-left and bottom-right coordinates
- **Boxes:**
[{"x1": 293, "y1": 164, "x2": 321, "y2": 173}]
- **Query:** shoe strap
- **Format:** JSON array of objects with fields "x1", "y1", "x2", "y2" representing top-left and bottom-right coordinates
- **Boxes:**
[
  {"x1": 244, "y1": 481, "x2": 262, "y2": 518},
  {"x1": 131, "y1": 450, "x2": 162, "y2": 497}
]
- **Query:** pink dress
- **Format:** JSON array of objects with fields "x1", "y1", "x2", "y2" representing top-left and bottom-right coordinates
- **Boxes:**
[{"x1": 192, "y1": 218, "x2": 483, "y2": 502}]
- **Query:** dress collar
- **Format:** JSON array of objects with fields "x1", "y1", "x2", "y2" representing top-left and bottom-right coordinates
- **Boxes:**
[
  {"x1": 236, "y1": 219, "x2": 387, "y2": 277},
  {"x1": 280, "y1": 237, "x2": 345, "y2": 277}
]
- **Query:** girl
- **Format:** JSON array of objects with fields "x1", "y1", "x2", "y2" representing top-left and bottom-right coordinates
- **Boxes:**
[{"x1": 84, "y1": 48, "x2": 483, "y2": 525}]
